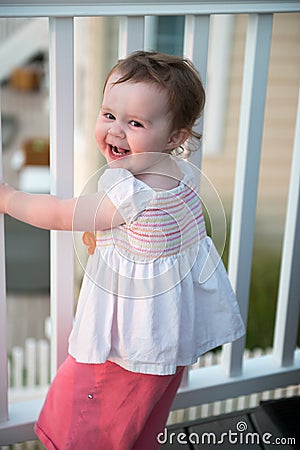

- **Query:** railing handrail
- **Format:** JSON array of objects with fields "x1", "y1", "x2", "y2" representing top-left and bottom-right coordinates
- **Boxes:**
[{"x1": 0, "y1": 0, "x2": 300, "y2": 17}]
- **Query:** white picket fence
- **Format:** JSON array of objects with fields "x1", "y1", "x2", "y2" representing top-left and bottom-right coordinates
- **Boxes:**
[
  {"x1": 8, "y1": 339, "x2": 50, "y2": 398},
  {"x1": 1, "y1": 336, "x2": 299, "y2": 449}
]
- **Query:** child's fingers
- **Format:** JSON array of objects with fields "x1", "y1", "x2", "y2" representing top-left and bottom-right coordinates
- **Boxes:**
[
  {"x1": 82, "y1": 231, "x2": 96, "y2": 255},
  {"x1": 0, "y1": 183, "x2": 15, "y2": 214}
]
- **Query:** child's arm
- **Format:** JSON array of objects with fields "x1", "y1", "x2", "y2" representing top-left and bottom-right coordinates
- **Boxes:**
[{"x1": 0, "y1": 183, "x2": 124, "y2": 231}]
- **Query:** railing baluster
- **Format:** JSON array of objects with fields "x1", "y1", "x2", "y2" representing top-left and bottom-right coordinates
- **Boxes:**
[
  {"x1": 0, "y1": 91, "x2": 9, "y2": 423},
  {"x1": 181, "y1": 15, "x2": 210, "y2": 387},
  {"x1": 118, "y1": 16, "x2": 145, "y2": 58},
  {"x1": 273, "y1": 89, "x2": 300, "y2": 367},
  {"x1": 184, "y1": 15, "x2": 210, "y2": 87},
  {"x1": 222, "y1": 14, "x2": 273, "y2": 377},
  {"x1": 183, "y1": 14, "x2": 210, "y2": 168},
  {"x1": 49, "y1": 17, "x2": 74, "y2": 377},
  {"x1": 144, "y1": 16, "x2": 158, "y2": 51}
]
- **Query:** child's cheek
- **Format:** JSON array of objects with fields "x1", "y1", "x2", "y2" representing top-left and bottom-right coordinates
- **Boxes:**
[{"x1": 94, "y1": 122, "x2": 103, "y2": 149}]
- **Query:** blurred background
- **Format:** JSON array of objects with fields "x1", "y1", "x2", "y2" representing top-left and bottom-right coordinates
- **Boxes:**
[{"x1": 1, "y1": 13, "x2": 299, "y2": 356}]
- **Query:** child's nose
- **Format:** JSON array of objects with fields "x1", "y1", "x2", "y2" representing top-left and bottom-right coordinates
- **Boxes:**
[{"x1": 108, "y1": 124, "x2": 125, "y2": 139}]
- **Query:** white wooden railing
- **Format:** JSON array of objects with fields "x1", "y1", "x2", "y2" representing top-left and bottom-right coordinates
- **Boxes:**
[
  {"x1": 0, "y1": 0, "x2": 300, "y2": 446},
  {"x1": 3, "y1": 337, "x2": 300, "y2": 444},
  {"x1": 2, "y1": 338, "x2": 299, "y2": 449}
]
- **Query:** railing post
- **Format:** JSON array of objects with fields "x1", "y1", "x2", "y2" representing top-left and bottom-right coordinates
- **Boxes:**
[
  {"x1": 144, "y1": 16, "x2": 158, "y2": 51},
  {"x1": 49, "y1": 17, "x2": 75, "y2": 377},
  {"x1": 183, "y1": 14, "x2": 210, "y2": 168},
  {"x1": 222, "y1": 14, "x2": 273, "y2": 377},
  {"x1": 273, "y1": 89, "x2": 300, "y2": 367},
  {"x1": 118, "y1": 16, "x2": 145, "y2": 58},
  {"x1": 0, "y1": 91, "x2": 9, "y2": 423},
  {"x1": 182, "y1": 15, "x2": 210, "y2": 386}
]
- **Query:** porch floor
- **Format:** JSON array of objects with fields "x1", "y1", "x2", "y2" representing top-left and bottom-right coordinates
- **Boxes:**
[{"x1": 163, "y1": 396, "x2": 300, "y2": 449}]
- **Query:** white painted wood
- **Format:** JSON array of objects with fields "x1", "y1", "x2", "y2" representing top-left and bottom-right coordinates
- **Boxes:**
[
  {"x1": 118, "y1": 16, "x2": 144, "y2": 58},
  {"x1": 222, "y1": 14, "x2": 273, "y2": 377},
  {"x1": 184, "y1": 15, "x2": 209, "y2": 89},
  {"x1": 273, "y1": 89, "x2": 300, "y2": 367},
  {"x1": 183, "y1": 14, "x2": 210, "y2": 168},
  {"x1": 1, "y1": 346, "x2": 299, "y2": 444},
  {"x1": 203, "y1": 15, "x2": 234, "y2": 156},
  {"x1": 25, "y1": 339, "x2": 36, "y2": 388},
  {"x1": 174, "y1": 350, "x2": 300, "y2": 410},
  {"x1": 0, "y1": 1, "x2": 300, "y2": 18},
  {"x1": 144, "y1": 15, "x2": 158, "y2": 51},
  {"x1": 49, "y1": 17, "x2": 74, "y2": 377},
  {"x1": 37, "y1": 340, "x2": 49, "y2": 387},
  {"x1": 0, "y1": 90, "x2": 8, "y2": 424},
  {"x1": 0, "y1": 398, "x2": 43, "y2": 445},
  {"x1": 12, "y1": 347, "x2": 23, "y2": 389}
]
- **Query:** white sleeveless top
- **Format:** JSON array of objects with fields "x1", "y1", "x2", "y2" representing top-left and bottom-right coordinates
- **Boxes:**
[{"x1": 68, "y1": 159, "x2": 245, "y2": 375}]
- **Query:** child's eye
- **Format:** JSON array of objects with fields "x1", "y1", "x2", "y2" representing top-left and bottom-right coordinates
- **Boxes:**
[
  {"x1": 129, "y1": 120, "x2": 143, "y2": 128},
  {"x1": 104, "y1": 113, "x2": 115, "y2": 120}
]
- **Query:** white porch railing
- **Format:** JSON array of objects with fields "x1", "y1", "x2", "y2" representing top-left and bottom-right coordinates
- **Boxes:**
[
  {"x1": 3, "y1": 337, "x2": 300, "y2": 446},
  {"x1": 0, "y1": 0, "x2": 300, "y2": 446}
]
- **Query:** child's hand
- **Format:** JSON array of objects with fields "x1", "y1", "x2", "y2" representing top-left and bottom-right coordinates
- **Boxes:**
[
  {"x1": 82, "y1": 231, "x2": 96, "y2": 255},
  {"x1": 0, "y1": 183, "x2": 15, "y2": 214}
]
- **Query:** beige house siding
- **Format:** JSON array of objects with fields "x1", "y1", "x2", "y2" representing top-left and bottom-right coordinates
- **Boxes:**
[{"x1": 202, "y1": 13, "x2": 300, "y2": 245}]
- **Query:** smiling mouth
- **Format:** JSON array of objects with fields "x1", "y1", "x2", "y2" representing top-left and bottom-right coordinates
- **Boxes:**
[{"x1": 110, "y1": 145, "x2": 130, "y2": 157}]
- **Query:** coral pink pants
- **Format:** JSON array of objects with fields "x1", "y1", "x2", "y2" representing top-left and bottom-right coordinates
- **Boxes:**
[{"x1": 35, "y1": 356, "x2": 184, "y2": 450}]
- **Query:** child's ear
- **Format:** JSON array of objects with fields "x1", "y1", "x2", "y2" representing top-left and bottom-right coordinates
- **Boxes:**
[{"x1": 166, "y1": 129, "x2": 190, "y2": 150}]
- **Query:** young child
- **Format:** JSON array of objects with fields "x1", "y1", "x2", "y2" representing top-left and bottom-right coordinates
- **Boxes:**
[{"x1": 0, "y1": 51, "x2": 245, "y2": 450}]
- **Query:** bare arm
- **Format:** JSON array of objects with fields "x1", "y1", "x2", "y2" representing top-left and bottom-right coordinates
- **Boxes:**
[{"x1": 0, "y1": 183, "x2": 124, "y2": 231}]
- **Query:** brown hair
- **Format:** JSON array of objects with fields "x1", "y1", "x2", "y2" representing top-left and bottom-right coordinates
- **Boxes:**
[{"x1": 104, "y1": 51, "x2": 205, "y2": 146}]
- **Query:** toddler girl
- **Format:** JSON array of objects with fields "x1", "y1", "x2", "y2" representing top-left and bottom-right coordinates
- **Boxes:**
[{"x1": 0, "y1": 51, "x2": 245, "y2": 450}]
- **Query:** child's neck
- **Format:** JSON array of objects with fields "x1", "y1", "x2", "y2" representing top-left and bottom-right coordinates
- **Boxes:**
[{"x1": 136, "y1": 156, "x2": 183, "y2": 191}]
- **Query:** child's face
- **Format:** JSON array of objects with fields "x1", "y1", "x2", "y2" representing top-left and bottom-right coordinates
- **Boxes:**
[{"x1": 95, "y1": 72, "x2": 182, "y2": 170}]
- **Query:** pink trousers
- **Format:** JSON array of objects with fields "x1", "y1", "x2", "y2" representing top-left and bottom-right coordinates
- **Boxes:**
[{"x1": 34, "y1": 356, "x2": 184, "y2": 450}]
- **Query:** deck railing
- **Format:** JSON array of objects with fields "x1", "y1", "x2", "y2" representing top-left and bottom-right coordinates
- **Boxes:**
[{"x1": 0, "y1": 0, "x2": 300, "y2": 445}]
